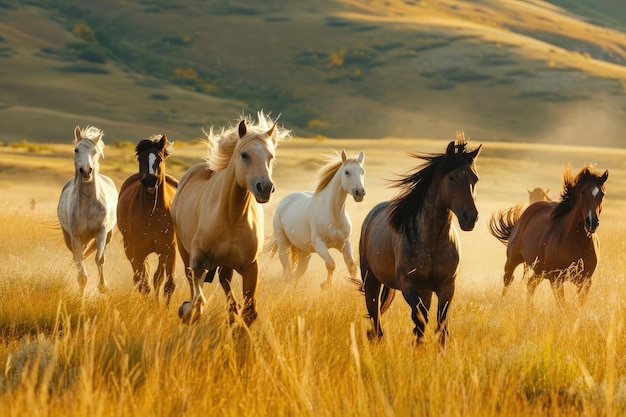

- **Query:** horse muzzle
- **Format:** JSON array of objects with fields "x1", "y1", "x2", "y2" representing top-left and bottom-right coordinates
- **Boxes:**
[
  {"x1": 585, "y1": 213, "x2": 599, "y2": 234},
  {"x1": 352, "y1": 188, "x2": 366, "y2": 202},
  {"x1": 141, "y1": 176, "x2": 159, "y2": 194},
  {"x1": 79, "y1": 166, "x2": 92, "y2": 182},
  {"x1": 458, "y1": 210, "x2": 479, "y2": 231},
  {"x1": 253, "y1": 180, "x2": 275, "y2": 203}
]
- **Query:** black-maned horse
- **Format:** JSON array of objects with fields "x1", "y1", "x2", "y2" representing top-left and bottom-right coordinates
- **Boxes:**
[
  {"x1": 117, "y1": 134, "x2": 178, "y2": 305},
  {"x1": 358, "y1": 132, "x2": 481, "y2": 348}
]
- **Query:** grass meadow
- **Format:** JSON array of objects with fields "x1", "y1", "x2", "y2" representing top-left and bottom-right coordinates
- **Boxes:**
[{"x1": 1, "y1": 137, "x2": 626, "y2": 416}]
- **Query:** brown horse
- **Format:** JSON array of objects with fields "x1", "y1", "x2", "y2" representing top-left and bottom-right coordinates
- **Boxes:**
[
  {"x1": 117, "y1": 134, "x2": 178, "y2": 305},
  {"x1": 358, "y1": 132, "x2": 481, "y2": 348},
  {"x1": 171, "y1": 112, "x2": 291, "y2": 325},
  {"x1": 489, "y1": 165, "x2": 608, "y2": 305}
]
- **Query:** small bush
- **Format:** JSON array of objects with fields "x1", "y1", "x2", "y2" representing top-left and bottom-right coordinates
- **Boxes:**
[
  {"x1": 55, "y1": 64, "x2": 110, "y2": 74},
  {"x1": 149, "y1": 93, "x2": 170, "y2": 100}
]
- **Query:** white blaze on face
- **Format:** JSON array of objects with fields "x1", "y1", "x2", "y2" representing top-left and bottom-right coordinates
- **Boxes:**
[
  {"x1": 592, "y1": 186, "x2": 599, "y2": 197},
  {"x1": 148, "y1": 153, "x2": 157, "y2": 175}
]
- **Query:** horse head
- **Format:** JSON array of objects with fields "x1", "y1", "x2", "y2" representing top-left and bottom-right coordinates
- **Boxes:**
[
  {"x1": 73, "y1": 125, "x2": 104, "y2": 183},
  {"x1": 235, "y1": 119, "x2": 277, "y2": 203},
  {"x1": 137, "y1": 134, "x2": 170, "y2": 193},
  {"x1": 340, "y1": 149, "x2": 366, "y2": 202},
  {"x1": 579, "y1": 170, "x2": 608, "y2": 233},
  {"x1": 441, "y1": 140, "x2": 481, "y2": 231}
]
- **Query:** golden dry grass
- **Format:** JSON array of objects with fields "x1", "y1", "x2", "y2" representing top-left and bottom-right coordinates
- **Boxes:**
[{"x1": 1, "y1": 137, "x2": 626, "y2": 416}]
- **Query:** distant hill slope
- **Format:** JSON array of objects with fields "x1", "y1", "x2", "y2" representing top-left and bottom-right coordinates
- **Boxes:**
[{"x1": 0, "y1": 0, "x2": 625, "y2": 147}]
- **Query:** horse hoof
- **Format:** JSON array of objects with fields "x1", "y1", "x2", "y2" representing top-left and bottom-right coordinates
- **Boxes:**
[
  {"x1": 367, "y1": 329, "x2": 382, "y2": 341},
  {"x1": 242, "y1": 309, "x2": 258, "y2": 327},
  {"x1": 320, "y1": 281, "x2": 330, "y2": 290},
  {"x1": 179, "y1": 301, "x2": 192, "y2": 323}
]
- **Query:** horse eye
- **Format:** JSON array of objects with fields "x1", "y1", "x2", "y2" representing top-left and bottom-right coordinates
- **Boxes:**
[
  {"x1": 448, "y1": 175, "x2": 455, "y2": 181},
  {"x1": 345, "y1": 171, "x2": 350, "y2": 176},
  {"x1": 241, "y1": 152, "x2": 249, "y2": 160},
  {"x1": 74, "y1": 148, "x2": 78, "y2": 153}
]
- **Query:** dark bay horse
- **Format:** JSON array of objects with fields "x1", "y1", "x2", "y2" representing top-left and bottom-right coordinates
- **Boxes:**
[
  {"x1": 488, "y1": 165, "x2": 608, "y2": 305},
  {"x1": 359, "y1": 133, "x2": 481, "y2": 348},
  {"x1": 117, "y1": 134, "x2": 178, "y2": 305},
  {"x1": 171, "y1": 112, "x2": 291, "y2": 325}
]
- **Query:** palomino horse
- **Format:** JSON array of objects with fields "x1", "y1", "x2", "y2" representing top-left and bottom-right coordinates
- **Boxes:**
[
  {"x1": 488, "y1": 165, "x2": 608, "y2": 305},
  {"x1": 528, "y1": 187, "x2": 551, "y2": 204},
  {"x1": 171, "y1": 112, "x2": 291, "y2": 325},
  {"x1": 358, "y1": 133, "x2": 481, "y2": 348},
  {"x1": 269, "y1": 149, "x2": 366, "y2": 289},
  {"x1": 117, "y1": 134, "x2": 178, "y2": 305},
  {"x1": 57, "y1": 126, "x2": 118, "y2": 297}
]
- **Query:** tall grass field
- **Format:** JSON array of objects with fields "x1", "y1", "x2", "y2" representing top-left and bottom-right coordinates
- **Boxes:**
[{"x1": 1, "y1": 137, "x2": 625, "y2": 416}]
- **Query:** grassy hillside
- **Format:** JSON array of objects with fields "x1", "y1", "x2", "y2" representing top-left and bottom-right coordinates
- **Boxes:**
[{"x1": 1, "y1": 0, "x2": 626, "y2": 146}]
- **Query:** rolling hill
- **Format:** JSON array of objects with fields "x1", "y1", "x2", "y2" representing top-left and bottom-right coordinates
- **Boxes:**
[{"x1": 0, "y1": 0, "x2": 625, "y2": 147}]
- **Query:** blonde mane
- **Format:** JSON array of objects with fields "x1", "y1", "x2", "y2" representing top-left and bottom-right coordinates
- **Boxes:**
[
  {"x1": 314, "y1": 151, "x2": 362, "y2": 194},
  {"x1": 203, "y1": 111, "x2": 292, "y2": 172},
  {"x1": 75, "y1": 125, "x2": 106, "y2": 157}
]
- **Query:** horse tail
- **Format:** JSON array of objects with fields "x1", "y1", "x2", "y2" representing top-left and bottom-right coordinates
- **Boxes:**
[
  {"x1": 379, "y1": 285, "x2": 396, "y2": 314},
  {"x1": 488, "y1": 204, "x2": 523, "y2": 246}
]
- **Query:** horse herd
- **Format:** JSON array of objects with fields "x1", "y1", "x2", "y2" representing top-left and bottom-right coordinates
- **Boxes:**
[{"x1": 56, "y1": 111, "x2": 609, "y2": 348}]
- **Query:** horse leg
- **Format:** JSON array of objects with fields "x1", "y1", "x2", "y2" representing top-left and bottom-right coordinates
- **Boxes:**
[
  {"x1": 178, "y1": 250, "x2": 214, "y2": 324},
  {"x1": 239, "y1": 261, "x2": 259, "y2": 326},
  {"x1": 502, "y1": 255, "x2": 521, "y2": 297},
  {"x1": 94, "y1": 229, "x2": 110, "y2": 294},
  {"x1": 153, "y1": 258, "x2": 165, "y2": 300},
  {"x1": 70, "y1": 237, "x2": 88, "y2": 298},
  {"x1": 402, "y1": 286, "x2": 432, "y2": 346},
  {"x1": 526, "y1": 272, "x2": 543, "y2": 305},
  {"x1": 549, "y1": 274, "x2": 566, "y2": 309},
  {"x1": 363, "y1": 268, "x2": 383, "y2": 340},
  {"x1": 129, "y1": 256, "x2": 150, "y2": 295},
  {"x1": 340, "y1": 240, "x2": 358, "y2": 280},
  {"x1": 435, "y1": 282, "x2": 455, "y2": 350},
  {"x1": 218, "y1": 268, "x2": 240, "y2": 324},
  {"x1": 312, "y1": 238, "x2": 335, "y2": 289},
  {"x1": 274, "y1": 229, "x2": 294, "y2": 279},
  {"x1": 162, "y1": 247, "x2": 177, "y2": 307},
  {"x1": 293, "y1": 249, "x2": 311, "y2": 279}
]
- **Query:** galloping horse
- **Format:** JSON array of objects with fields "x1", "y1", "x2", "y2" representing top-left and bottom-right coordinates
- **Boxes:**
[
  {"x1": 488, "y1": 165, "x2": 608, "y2": 305},
  {"x1": 171, "y1": 112, "x2": 291, "y2": 325},
  {"x1": 358, "y1": 133, "x2": 481, "y2": 348},
  {"x1": 269, "y1": 149, "x2": 366, "y2": 289},
  {"x1": 57, "y1": 126, "x2": 118, "y2": 297},
  {"x1": 117, "y1": 134, "x2": 178, "y2": 305},
  {"x1": 528, "y1": 187, "x2": 551, "y2": 204}
]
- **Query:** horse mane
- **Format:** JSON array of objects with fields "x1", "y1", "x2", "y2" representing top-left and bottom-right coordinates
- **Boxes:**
[
  {"x1": 75, "y1": 125, "x2": 105, "y2": 157},
  {"x1": 202, "y1": 111, "x2": 292, "y2": 172},
  {"x1": 551, "y1": 164, "x2": 603, "y2": 220},
  {"x1": 135, "y1": 134, "x2": 173, "y2": 158},
  {"x1": 388, "y1": 131, "x2": 477, "y2": 232},
  {"x1": 314, "y1": 151, "x2": 361, "y2": 194}
]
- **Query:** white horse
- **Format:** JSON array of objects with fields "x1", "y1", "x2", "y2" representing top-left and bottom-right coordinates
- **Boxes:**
[
  {"x1": 57, "y1": 126, "x2": 118, "y2": 296},
  {"x1": 270, "y1": 149, "x2": 366, "y2": 289}
]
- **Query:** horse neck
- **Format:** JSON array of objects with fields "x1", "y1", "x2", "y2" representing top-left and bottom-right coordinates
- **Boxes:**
[
  {"x1": 415, "y1": 180, "x2": 453, "y2": 244},
  {"x1": 317, "y1": 170, "x2": 349, "y2": 214},
  {"x1": 218, "y1": 165, "x2": 255, "y2": 222},
  {"x1": 74, "y1": 170, "x2": 99, "y2": 199},
  {"x1": 563, "y1": 202, "x2": 588, "y2": 238}
]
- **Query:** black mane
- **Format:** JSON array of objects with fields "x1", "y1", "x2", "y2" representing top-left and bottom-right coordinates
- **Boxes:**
[
  {"x1": 551, "y1": 165, "x2": 605, "y2": 221},
  {"x1": 388, "y1": 137, "x2": 477, "y2": 232},
  {"x1": 135, "y1": 134, "x2": 172, "y2": 158}
]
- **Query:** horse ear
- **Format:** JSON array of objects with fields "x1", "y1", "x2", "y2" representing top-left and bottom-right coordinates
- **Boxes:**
[
  {"x1": 238, "y1": 119, "x2": 247, "y2": 138},
  {"x1": 527, "y1": 189, "x2": 531, "y2": 194},
  {"x1": 341, "y1": 149, "x2": 347, "y2": 162},
  {"x1": 266, "y1": 121, "x2": 277, "y2": 138},
  {"x1": 158, "y1": 134, "x2": 167, "y2": 148},
  {"x1": 74, "y1": 126, "x2": 82, "y2": 141},
  {"x1": 601, "y1": 170, "x2": 609, "y2": 183},
  {"x1": 357, "y1": 150, "x2": 365, "y2": 164},
  {"x1": 469, "y1": 144, "x2": 482, "y2": 160},
  {"x1": 446, "y1": 141, "x2": 455, "y2": 156}
]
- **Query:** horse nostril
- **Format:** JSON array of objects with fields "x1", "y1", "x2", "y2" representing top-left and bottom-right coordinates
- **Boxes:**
[
  {"x1": 271, "y1": 184, "x2": 275, "y2": 194},
  {"x1": 256, "y1": 182, "x2": 263, "y2": 193}
]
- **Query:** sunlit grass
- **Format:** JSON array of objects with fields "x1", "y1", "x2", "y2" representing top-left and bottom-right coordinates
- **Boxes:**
[{"x1": 0, "y1": 139, "x2": 625, "y2": 416}]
